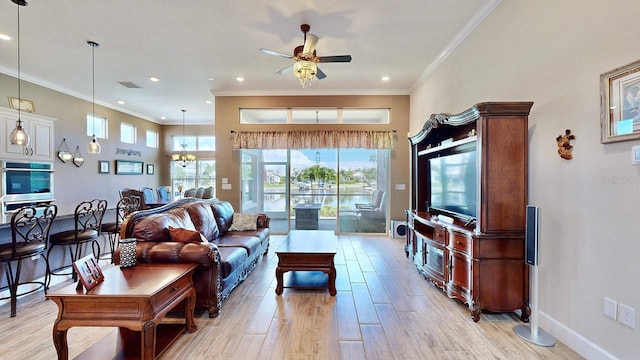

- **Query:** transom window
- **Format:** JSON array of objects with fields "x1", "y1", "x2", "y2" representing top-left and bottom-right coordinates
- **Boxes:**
[
  {"x1": 172, "y1": 135, "x2": 215, "y2": 151},
  {"x1": 146, "y1": 130, "x2": 158, "y2": 148},
  {"x1": 86, "y1": 114, "x2": 107, "y2": 139},
  {"x1": 240, "y1": 108, "x2": 390, "y2": 125},
  {"x1": 120, "y1": 122, "x2": 137, "y2": 144}
]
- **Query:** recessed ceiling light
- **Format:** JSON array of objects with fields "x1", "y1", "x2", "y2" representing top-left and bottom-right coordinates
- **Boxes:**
[
  {"x1": 236, "y1": 77, "x2": 244, "y2": 82},
  {"x1": 149, "y1": 76, "x2": 160, "y2": 82},
  {"x1": 0, "y1": 34, "x2": 11, "y2": 41},
  {"x1": 117, "y1": 100, "x2": 125, "y2": 105},
  {"x1": 161, "y1": 116, "x2": 166, "y2": 120},
  {"x1": 206, "y1": 100, "x2": 213, "y2": 104},
  {"x1": 381, "y1": 76, "x2": 390, "y2": 81},
  {"x1": 208, "y1": 77, "x2": 215, "y2": 81}
]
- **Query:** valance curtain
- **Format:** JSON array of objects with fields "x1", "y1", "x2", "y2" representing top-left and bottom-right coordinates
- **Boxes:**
[{"x1": 232, "y1": 130, "x2": 396, "y2": 150}]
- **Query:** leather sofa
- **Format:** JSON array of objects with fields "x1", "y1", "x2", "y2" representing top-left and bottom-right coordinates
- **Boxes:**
[{"x1": 116, "y1": 197, "x2": 269, "y2": 317}]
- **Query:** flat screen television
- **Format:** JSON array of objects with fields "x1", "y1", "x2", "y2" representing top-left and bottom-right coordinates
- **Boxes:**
[{"x1": 428, "y1": 150, "x2": 477, "y2": 219}]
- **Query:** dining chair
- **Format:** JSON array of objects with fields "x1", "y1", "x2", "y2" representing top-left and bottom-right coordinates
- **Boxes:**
[
  {"x1": 141, "y1": 187, "x2": 157, "y2": 205},
  {"x1": 0, "y1": 204, "x2": 57, "y2": 317},
  {"x1": 99, "y1": 195, "x2": 141, "y2": 263},
  {"x1": 120, "y1": 188, "x2": 147, "y2": 209},
  {"x1": 156, "y1": 186, "x2": 171, "y2": 203},
  {"x1": 46, "y1": 199, "x2": 107, "y2": 286},
  {"x1": 183, "y1": 188, "x2": 197, "y2": 197},
  {"x1": 202, "y1": 186, "x2": 214, "y2": 199}
]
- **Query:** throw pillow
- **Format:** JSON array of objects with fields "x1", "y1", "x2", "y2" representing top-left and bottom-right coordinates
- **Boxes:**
[
  {"x1": 168, "y1": 226, "x2": 209, "y2": 243},
  {"x1": 228, "y1": 213, "x2": 258, "y2": 231}
]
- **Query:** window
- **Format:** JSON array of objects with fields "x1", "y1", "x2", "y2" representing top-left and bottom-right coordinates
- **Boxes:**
[
  {"x1": 171, "y1": 160, "x2": 216, "y2": 199},
  {"x1": 198, "y1": 136, "x2": 215, "y2": 151},
  {"x1": 173, "y1": 135, "x2": 196, "y2": 151},
  {"x1": 86, "y1": 114, "x2": 107, "y2": 138},
  {"x1": 240, "y1": 108, "x2": 390, "y2": 124},
  {"x1": 146, "y1": 130, "x2": 158, "y2": 148},
  {"x1": 120, "y1": 123, "x2": 137, "y2": 144},
  {"x1": 172, "y1": 135, "x2": 214, "y2": 151}
]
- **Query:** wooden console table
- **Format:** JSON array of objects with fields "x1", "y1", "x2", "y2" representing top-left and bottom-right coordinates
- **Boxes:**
[
  {"x1": 48, "y1": 264, "x2": 197, "y2": 360},
  {"x1": 275, "y1": 230, "x2": 337, "y2": 296}
]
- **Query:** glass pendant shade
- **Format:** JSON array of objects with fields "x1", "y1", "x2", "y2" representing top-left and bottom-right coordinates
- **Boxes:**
[
  {"x1": 88, "y1": 135, "x2": 101, "y2": 154},
  {"x1": 10, "y1": 119, "x2": 30, "y2": 146}
]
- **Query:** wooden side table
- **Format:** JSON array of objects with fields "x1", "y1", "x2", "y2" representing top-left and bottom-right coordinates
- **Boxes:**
[{"x1": 48, "y1": 264, "x2": 197, "y2": 360}]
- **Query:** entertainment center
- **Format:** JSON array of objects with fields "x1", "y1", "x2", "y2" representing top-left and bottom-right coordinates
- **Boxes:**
[{"x1": 406, "y1": 102, "x2": 533, "y2": 322}]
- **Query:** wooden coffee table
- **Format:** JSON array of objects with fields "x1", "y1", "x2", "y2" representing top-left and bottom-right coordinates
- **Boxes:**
[
  {"x1": 48, "y1": 264, "x2": 197, "y2": 360},
  {"x1": 275, "y1": 230, "x2": 337, "y2": 296}
]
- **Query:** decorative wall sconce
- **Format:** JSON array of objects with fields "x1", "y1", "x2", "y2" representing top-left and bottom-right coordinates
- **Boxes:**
[
  {"x1": 57, "y1": 138, "x2": 72, "y2": 163},
  {"x1": 72, "y1": 145, "x2": 84, "y2": 167},
  {"x1": 556, "y1": 129, "x2": 575, "y2": 160}
]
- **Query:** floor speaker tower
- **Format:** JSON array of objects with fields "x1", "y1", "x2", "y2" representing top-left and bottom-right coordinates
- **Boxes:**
[{"x1": 514, "y1": 205, "x2": 556, "y2": 347}]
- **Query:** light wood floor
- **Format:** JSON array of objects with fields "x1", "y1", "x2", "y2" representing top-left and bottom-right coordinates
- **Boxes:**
[{"x1": 0, "y1": 235, "x2": 583, "y2": 359}]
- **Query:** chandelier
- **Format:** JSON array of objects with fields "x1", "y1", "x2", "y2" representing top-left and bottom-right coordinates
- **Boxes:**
[
  {"x1": 171, "y1": 109, "x2": 196, "y2": 167},
  {"x1": 293, "y1": 56, "x2": 318, "y2": 88}
]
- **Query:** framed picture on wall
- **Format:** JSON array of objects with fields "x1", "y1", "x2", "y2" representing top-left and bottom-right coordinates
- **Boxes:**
[
  {"x1": 115, "y1": 160, "x2": 143, "y2": 175},
  {"x1": 601, "y1": 58, "x2": 640, "y2": 143},
  {"x1": 98, "y1": 160, "x2": 110, "y2": 174},
  {"x1": 147, "y1": 164, "x2": 154, "y2": 175}
]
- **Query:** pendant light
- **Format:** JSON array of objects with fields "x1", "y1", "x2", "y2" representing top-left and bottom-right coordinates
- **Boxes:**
[
  {"x1": 87, "y1": 40, "x2": 101, "y2": 154},
  {"x1": 171, "y1": 110, "x2": 196, "y2": 167},
  {"x1": 9, "y1": 0, "x2": 30, "y2": 146}
]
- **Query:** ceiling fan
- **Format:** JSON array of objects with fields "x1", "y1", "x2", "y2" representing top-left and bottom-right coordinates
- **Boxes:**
[{"x1": 259, "y1": 24, "x2": 352, "y2": 87}]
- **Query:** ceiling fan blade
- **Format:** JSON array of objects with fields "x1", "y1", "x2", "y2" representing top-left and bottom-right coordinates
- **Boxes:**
[
  {"x1": 274, "y1": 64, "x2": 294, "y2": 75},
  {"x1": 316, "y1": 67, "x2": 327, "y2": 80},
  {"x1": 318, "y1": 55, "x2": 352, "y2": 63},
  {"x1": 303, "y1": 34, "x2": 319, "y2": 54},
  {"x1": 259, "y1": 48, "x2": 293, "y2": 58}
]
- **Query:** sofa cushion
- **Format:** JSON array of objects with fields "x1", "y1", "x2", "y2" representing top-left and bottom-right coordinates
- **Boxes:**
[
  {"x1": 168, "y1": 226, "x2": 208, "y2": 243},
  {"x1": 227, "y1": 228, "x2": 269, "y2": 243},
  {"x1": 212, "y1": 235, "x2": 262, "y2": 256},
  {"x1": 211, "y1": 201, "x2": 235, "y2": 234},
  {"x1": 131, "y1": 208, "x2": 196, "y2": 242},
  {"x1": 182, "y1": 201, "x2": 220, "y2": 240},
  {"x1": 217, "y1": 246, "x2": 248, "y2": 279},
  {"x1": 228, "y1": 213, "x2": 258, "y2": 231}
]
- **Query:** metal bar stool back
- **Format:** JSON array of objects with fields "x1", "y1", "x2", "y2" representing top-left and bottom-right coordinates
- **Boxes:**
[
  {"x1": 99, "y1": 195, "x2": 140, "y2": 262},
  {"x1": 46, "y1": 199, "x2": 107, "y2": 287},
  {"x1": 0, "y1": 204, "x2": 57, "y2": 317}
]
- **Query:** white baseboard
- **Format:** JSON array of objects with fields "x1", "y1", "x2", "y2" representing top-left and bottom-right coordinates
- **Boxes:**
[{"x1": 540, "y1": 310, "x2": 619, "y2": 360}]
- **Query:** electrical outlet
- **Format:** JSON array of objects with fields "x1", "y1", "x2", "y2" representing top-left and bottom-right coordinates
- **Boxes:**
[
  {"x1": 619, "y1": 304, "x2": 636, "y2": 329},
  {"x1": 604, "y1": 297, "x2": 617, "y2": 320}
]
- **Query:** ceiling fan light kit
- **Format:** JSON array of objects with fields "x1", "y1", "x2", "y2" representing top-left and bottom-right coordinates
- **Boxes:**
[{"x1": 260, "y1": 24, "x2": 352, "y2": 88}]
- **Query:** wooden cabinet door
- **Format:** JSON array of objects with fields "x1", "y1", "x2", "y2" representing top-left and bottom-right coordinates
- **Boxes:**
[{"x1": 28, "y1": 117, "x2": 54, "y2": 161}]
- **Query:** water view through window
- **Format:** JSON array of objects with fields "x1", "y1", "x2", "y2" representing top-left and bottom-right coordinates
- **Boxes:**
[{"x1": 240, "y1": 148, "x2": 389, "y2": 234}]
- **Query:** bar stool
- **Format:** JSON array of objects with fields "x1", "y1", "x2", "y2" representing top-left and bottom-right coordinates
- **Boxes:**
[
  {"x1": 0, "y1": 204, "x2": 57, "y2": 317},
  {"x1": 100, "y1": 195, "x2": 140, "y2": 263},
  {"x1": 46, "y1": 199, "x2": 107, "y2": 286}
]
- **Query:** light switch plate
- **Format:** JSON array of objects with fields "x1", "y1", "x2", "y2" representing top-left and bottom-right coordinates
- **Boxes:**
[{"x1": 604, "y1": 297, "x2": 617, "y2": 320}]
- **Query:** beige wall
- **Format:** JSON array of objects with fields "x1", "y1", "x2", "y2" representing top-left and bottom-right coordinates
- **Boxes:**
[
  {"x1": 0, "y1": 73, "x2": 164, "y2": 215},
  {"x1": 214, "y1": 95, "x2": 410, "y2": 222},
  {"x1": 410, "y1": 1, "x2": 640, "y2": 358}
]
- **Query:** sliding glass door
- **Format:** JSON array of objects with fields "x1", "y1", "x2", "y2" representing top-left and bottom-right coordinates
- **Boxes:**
[{"x1": 240, "y1": 148, "x2": 389, "y2": 234}]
